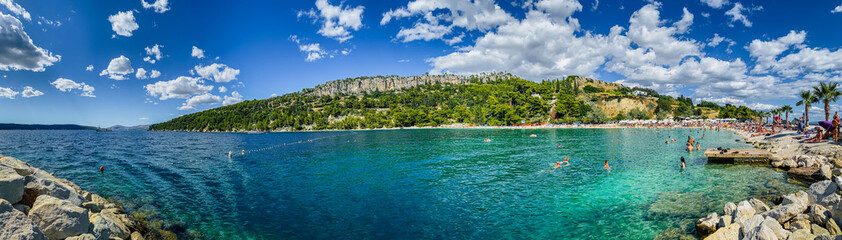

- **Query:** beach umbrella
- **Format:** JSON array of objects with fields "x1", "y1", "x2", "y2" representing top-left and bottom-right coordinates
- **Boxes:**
[{"x1": 819, "y1": 121, "x2": 833, "y2": 130}]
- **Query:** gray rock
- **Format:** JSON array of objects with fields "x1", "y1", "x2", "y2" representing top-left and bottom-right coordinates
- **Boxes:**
[
  {"x1": 81, "y1": 202, "x2": 104, "y2": 213},
  {"x1": 751, "y1": 198, "x2": 772, "y2": 213},
  {"x1": 735, "y1": 201, "x2": 759, "y2": 225},
  {"x1": 813, "y1": 235, "x2": 842, "y2": 240},
  {"x1": 807, "y1": 180, "x2": 839, "y2": 207},
  {"x1": 90, "y1": 209, "x2": 130, "y2": 239},
  {"x1": 817, "y1": 165, "x2": 833, "y2": 180},
  {"x1": 12, "y1": 203, "x2": 29, "y2": 214},
  {"x1": 0, "y1": 199, "x2": 46, "y2": 240},
  {"x1": 744, "y1": 215, "x2": 766, "y2": 237},
  {"x1": 92, "y1": 215, "x2": 112, "y2": 240},
  {"x1": 764, "y1": 191, "x2": 813, "y2": 224},
  {"x1": 706, "y1": 223, "x2": 742, "y2": 240},
  {"x1": 697, "y1": 212, "x2": 719, "y2": 238},
  {"x1": 773, "y1": 160, "x2": 784, "y2": 168},
  {"x1": 130, "y1": 231, "x2": 143, "y2": 240},
  {"x1": 763, "y1": 216, "x2": 791, "y2": 239},
  {"x1": 23, "y1": 176, "x2": 85, "y2": 207},
  {"x1": 0, "y1": 166, "x2": 25, "y2": 204},
  {"x1": 812, "y1": 224, "x2": 830, "y2": 235},
  {"x1": 725, "y1": 202, "x2": 738, "y2": 216},
  {"x1": 65, "y1": 234, "x2": 96, "y2": 240},
  {"x1": 744, "y1": 223, "x2": 779, "y2": 240},
  {"x1": 787, "y1": 229, "x2": 815, "y2": 240},
  {"x1": 28, "y1": 195, "x2": 91, "y2": 240},
  {"x1": 833, "y1": 169, "x2": 842, "y2": 178}
]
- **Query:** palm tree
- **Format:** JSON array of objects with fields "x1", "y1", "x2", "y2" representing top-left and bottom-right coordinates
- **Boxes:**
[
  {"x1": 797, "y1": 90, "x2": 818, "y2": 125},
  {"x1": 781, "y1": 105, "x2": 793, "y2": 129},
  {"x1": 813, "y1": 82, "x2": 842, "y2": 121}
]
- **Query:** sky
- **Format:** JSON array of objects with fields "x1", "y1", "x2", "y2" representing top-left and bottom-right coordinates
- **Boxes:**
[{"x1": 2, "y1": 0, "x2": 842, "y2": 126}]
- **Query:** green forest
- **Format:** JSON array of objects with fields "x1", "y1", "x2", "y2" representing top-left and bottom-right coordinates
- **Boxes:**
[{"x1": 149, "y1": 75, "x2": 761, "y2": 132}]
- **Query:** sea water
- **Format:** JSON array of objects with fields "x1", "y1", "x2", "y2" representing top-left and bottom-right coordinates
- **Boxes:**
[{"x1": 0, "y1": 128, "x2": 805, "y2": 239}]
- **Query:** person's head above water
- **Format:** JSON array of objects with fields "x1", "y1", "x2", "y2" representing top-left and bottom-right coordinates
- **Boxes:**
[{"x1": 680, "y1": 157, "x2": 685, "y2": 163}]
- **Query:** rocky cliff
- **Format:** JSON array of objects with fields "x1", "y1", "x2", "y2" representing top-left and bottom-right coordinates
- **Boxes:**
[{"x1": 305, "y1": 72, "x2": 516, "y2": 97}]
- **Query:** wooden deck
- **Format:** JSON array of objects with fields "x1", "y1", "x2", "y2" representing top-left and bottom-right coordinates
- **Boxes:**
[{"x1": 704, "y1": 149, "x2": 772, "y2": 164}]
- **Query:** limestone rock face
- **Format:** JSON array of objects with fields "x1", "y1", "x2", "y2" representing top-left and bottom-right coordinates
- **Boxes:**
[
  {"x1": 0, "y1": 166, "x2": 25, "y2": 204},
  {"x1": 811, "y1": 205, "x2": 831, "y2": 225},
  {"x1": 0, "y1": 199, "x2": 46, "y2": 240},
  {"x1": 763, "y1": 191, "x2": 812, "y2": 224},
  {"x1": 719, "y1": 215, "x2": 733, "y2": 228},
  {"x1": 762, "y1": 216, "x2": 791, "y2": 239},
  {"x1": 28, "y1": 195, "x2": 91, "y2": 240},
  {"x1": 697, "y1": 212, "x2": 720, "y2": 238},
  {"x1": 812, "y1": 223, "x2": 830, "y2": 235},
  {"x1": 817, "y1": 165, "x2": 833, "y2": 180},
  {"x1": 791, "y1": 214, "x2": 813, "y2": 231},
  {"x1": 744, "y1": 215, "x2": 765, "y2": 237},
  {"x1": 308, "y1": 73, "x2": 515, "y2": 97}
]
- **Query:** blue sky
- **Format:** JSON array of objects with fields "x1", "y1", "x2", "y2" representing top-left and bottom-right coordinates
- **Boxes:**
[{"x1": 2, "y1": 0, "x2": 842, "y2": 126}]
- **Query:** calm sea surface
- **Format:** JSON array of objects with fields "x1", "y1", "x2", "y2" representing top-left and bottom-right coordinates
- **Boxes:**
[{"x1": 0, "y1": 128, "x2": 805, "y2": 239}]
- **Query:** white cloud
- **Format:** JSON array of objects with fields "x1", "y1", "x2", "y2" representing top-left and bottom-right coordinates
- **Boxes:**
[
  {"x1": 178, "y1": 93, "x2": 221, "y2": 110},
  {"x1": 381, "y1": 0, "x2": 514, "y2": 43},
  {"x1": 135, "y1": 68, "x2": 161, "y2": 79},
  {"x1": 746, "y1": 30, "x2": 806, "y2": 74},
  {"x1": 144, "y1": 76, "x2": 213, "y2": 100},
  {"x1": 0, "y1": 12, "x2": 60, "y2": 71},
  {"x1": 51, "y1": 78, "x2": 95, "y2": 97},
  {"x1": 218, "y1": 86, "x2": 227, "y2": 93},
  {"x1": 86, "y1": 65, "x2": 94, "y2": 71},
  {"x1": 298, "y1": 0, "x2": 364, "y2": 43},
  {"x1": 298, "y1": 43, "x2": 327, "y2": 62},
  {"x1": 223, "y1": 91, "x2": 243, "y2": 106},
  {"x1": 707, "y1": 33, "x2": 736, "y2": 52},
  {"x1": 108, "y1": 11, "x2": 139, "y2": 37},
  {"x1": 725, "y1": 2, "x2": 760, "y2": 27},
  {"x1": 341, "y1": 48, "x2": 351, "y2": 55},
  {"x1": 21, "y1": 86, "x2": 42, "y2": 98},
  {"x1": 833, "y1": 4, "x2": 842, "y2": 13},
  {"x1": 0, "y1": 0, "x2": 30, "y2": 20},
  {"x1": 141, "y1": 0, "x2": 170, "y2": 13},
  {"x1": 699, "y1": 0, "x2": 728, "y2": 9},
  {"x1": 144, "y1": 44, "x2": 163, "y2": 64},
  {"x1": 139, "y1": 117, "x2": 149, "y2": 120},
  {"x1": 673, "y1": 8, "x2": 694, "y2": 34},
  {"x1": 38, "y1": 16, "x2": 61, "y2": 27},
  {"x1": 99, "y1": 55, "x2": 134, "y2": 80},
  {"x1": 193, "y1": 63, "x2": 240, "y2": 82},
  {"x1": 0, "y1": 86, "x2": 18, "y2": 99},
  {"x1": 191, "y1": 46, "x2": 205, "y2": 59}
]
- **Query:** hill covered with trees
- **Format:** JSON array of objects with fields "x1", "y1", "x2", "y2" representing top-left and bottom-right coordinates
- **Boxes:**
[{"x1": 149, "y1": 73, "x2": 760, "y2": 132}]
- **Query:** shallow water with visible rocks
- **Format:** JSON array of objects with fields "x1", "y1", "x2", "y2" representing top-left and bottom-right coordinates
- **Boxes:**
[{"x1": 0, "y1": 128, "x2": 806, "y2": 239}]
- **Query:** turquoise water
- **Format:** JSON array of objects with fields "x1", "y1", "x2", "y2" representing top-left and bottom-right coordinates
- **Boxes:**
[{"x1": 0, "y1": 128, "x2": 805, "y2": 239}]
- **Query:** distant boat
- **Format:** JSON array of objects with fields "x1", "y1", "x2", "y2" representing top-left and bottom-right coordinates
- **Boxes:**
[
  {"x1": 95, "y1": 125, "x2": 112, "y2": 132},
  {"x1": 247, "y1": 104, "x2": 263, "y2": 134}
]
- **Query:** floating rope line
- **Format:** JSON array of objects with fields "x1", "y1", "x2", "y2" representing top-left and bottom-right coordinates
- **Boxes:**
[{"x1": 230, "y1": 132, "x2": 359, "y2": 156}]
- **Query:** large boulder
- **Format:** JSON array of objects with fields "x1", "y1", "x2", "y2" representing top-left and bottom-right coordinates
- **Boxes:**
[
  {"x1": 744, "y1": 224, "x2": 778, "y2": 240},
  {"x1": 783, "y1": 159, "x2": 799, "y2": 169},
  {"x1": 0, "y1": 166, "x2": 25, "y2": 204},
  {"x1": 22, "y1": 176, "x2": 85, "y2": 207},
  {"x1": 719, "y1": 215, "x2": 733, "y2": 228},
  {"x1": 763, "y1": 191, "x2": 813, "y2": 224},
  {"x1": 0, "y1": 155, "x2": 35, "y2": 176},
  {"x1": 762, "y1": 216, "x2": 791, "y2": 239},
  {"x1": 0, "y1": 199, "x2": 46, "y2": 240},
  {"x1": 704, "y1": 223, "x2": 741, "y2": 240},
  {"x1": 697, "y1": 212, "x2": 719, "y2": 238},
  {"x1": 735, "y1": 201, "x2": 758, "y2": 224},
  {"x1": 807, "y1": 180, "x2": 841, "y2": 207},
  {"x1": 744, "y1": 215, "x2": 766, "y2": 237},
  {"x1": 787, "y1": 229, "x2": 815, "y2": 240},
  {"x1": 751, "y1": 198, "x2": 772, "y2": 213},
  {"x1": 790, "y1": 168, "x2": 821, "y2": 182},
  {"x1": 790, "y1": 214, "x2": 812, "y2": 232},
  {"x1": 89, "y1": 209, "x2": 130, "y2": 239},
  {"x1": 827, "y1": 218, "x2": 842, "y2": 235},
  {"x1": 812, "y1": 224, "x2": 830, "y2": 235},
  {"x1": 725, "y1": 202, "x2": 738, "y2": 216},
  {"x1": 815, "y1": 165, "x2": 833, "y2": 181},
  {"x1": 28, "y1": 195, "x2": 91, "y2": 240}
]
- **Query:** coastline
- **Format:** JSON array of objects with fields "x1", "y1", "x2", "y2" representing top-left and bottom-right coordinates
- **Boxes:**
[
  {"x1": 0, "y1": 153, "x2": 172, "y2": 240},
  {"x1": 692, "y1": 128, "x2": 842, "y2": 239}
]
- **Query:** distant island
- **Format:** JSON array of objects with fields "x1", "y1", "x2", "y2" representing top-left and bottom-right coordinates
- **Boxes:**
[
  {"x1": 0, "y1": 123, "x2": 98, "y2": 130},
  {"x1": 150, "y1": 73, "x2": 761, "y2": 132},
  {"x1": 106, "y1": 125, "x2": 150, "y2": 131}
]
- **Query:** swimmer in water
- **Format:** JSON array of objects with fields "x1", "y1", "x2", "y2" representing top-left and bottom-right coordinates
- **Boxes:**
[
  {"x1": 228, "y1": 151, "x2": 232, "y2": 158},
  {"x1": 484, "y1": 138, "x2": 492, "y2": 142},
  {"x1": 604, "y1": 160, "x2": 611, "y2": 171},
  {"x1": 680, "y1": 157, "x2": 686, "y2": 169},
  {"x1": 696, "y1": 142, "x2": 700, "y2": 151},
  {"x1": 558, "y1": 144, "x2": 562, "y2": 148},
  {"x1": 562, "y1": 157, "x2": 570, "y2": 167},
  {"x1": 241, "y1": 150, "x2": 245, "y2": 155},
  {"x1": 666, "y1": 139, "x2": 669, "y2": 144},
  {"x1": 554, "y1": 161, "x2": 561, "y2": 168}
]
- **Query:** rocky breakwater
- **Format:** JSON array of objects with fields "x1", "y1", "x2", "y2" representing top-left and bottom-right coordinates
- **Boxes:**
[
  {"x1": 696, "y1": 179, "x2": 842, "y2": 240},
  {"x1": 0, "y1": 154, "x2": 163, "y2": 240}
]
